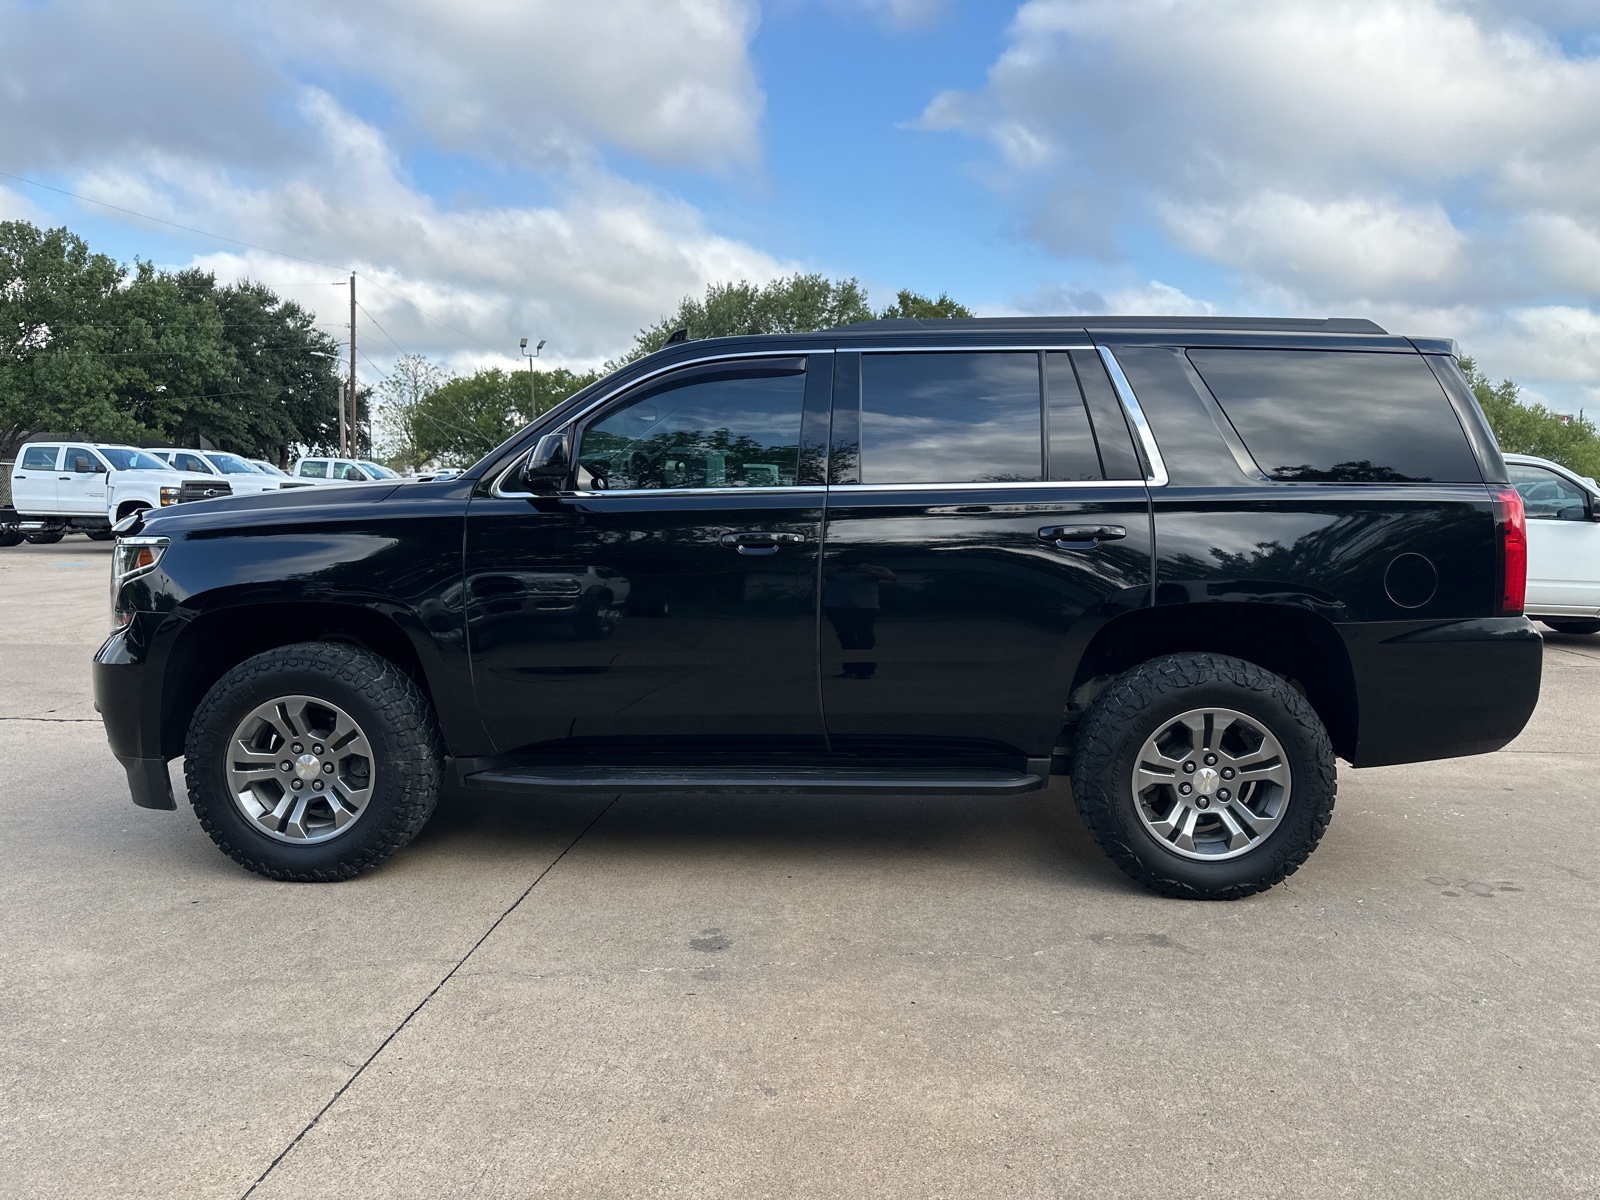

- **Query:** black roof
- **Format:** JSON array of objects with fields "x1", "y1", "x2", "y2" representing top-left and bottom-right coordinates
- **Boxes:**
[{"x1": 832, "y1": 315, "x2": 1388, "y2": 334}]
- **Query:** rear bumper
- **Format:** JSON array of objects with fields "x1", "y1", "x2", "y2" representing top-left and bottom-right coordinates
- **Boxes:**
[
  {"x1": 1346, "y1": 616, "x2": 1543, "y2": 767},
  {"x1": 94, "y1": 623, "x2": 176, "y2": 809}
]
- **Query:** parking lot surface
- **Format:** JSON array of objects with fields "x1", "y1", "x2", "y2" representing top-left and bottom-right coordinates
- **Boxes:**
[{"x1": 2, "y1": 536, "x2": 1598, "y2": 1198}]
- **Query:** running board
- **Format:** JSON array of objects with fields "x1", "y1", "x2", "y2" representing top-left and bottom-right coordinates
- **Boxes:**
[{"x1": 460, "y1": 765, "x2": 1046, "y2": 796}]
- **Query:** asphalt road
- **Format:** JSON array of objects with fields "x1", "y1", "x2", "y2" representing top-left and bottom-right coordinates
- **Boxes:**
[{"x1": 2, "y1": 536, "x2": 1597, "y2": 1199}]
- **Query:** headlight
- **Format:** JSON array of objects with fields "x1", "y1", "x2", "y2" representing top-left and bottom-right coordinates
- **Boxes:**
[
  {"x1": 160, "y1": 486, "x2": 181, "y2": 506},
  {"x1": 110, "y1": 536, "x2": 169, "y2": 629}
]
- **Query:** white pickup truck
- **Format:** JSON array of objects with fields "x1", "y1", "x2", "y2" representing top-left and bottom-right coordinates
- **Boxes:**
[
  {"x1": 147, "y1": 447, "x2": 298, "y2": 496},
  {"x1": 2, "y1": 441, "x2": 227, "y2": 546}
]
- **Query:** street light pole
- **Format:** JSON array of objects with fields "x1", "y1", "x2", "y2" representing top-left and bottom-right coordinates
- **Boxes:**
[{"x1": 520, "y1": 337, "x2": 546, "y2": 415}]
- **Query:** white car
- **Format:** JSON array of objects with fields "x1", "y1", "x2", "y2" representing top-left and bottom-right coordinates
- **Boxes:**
[
  {"x1": 1506, "y1": 452, "x2": 1600, "y2": 635},
  {"x1": 4, "y1": 441, "x2": 222, "y2": 543},
  {"x1": 291, "y1": 457, "x2": 401, "y2": 485},
  {"x1": 149, "y1": 448, "x2": 285, "y2": 497}
]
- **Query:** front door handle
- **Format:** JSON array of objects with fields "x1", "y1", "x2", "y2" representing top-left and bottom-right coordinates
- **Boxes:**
[
  {"x1": 1039, "y1": 524, "x2": 1127, "y2": 550},
  {"x1": 720, "y1": 531, "x2": 806, "y2": 556}
]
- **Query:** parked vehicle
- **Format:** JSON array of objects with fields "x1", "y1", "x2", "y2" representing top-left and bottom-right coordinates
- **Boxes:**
[
  {"x1": 1505, "y1": 452, "x2": 1600, "y2": 634},
  {"x1": 2, "y1": 442, "x2": 226, "y2": 546},
  {"x1": 96, "y1": 315, "x2": 1541, "y2": 897},
  {"x1": 147, "y1": 448, "x2": 285, "y2": 497},
  {"x1": 292, "y1": 457, "x2": 400, "y2": 485}
]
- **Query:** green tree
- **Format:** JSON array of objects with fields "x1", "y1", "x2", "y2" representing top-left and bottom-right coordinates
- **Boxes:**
[
  {"x1": 375, "y1": 353, "x2": 447, "y2": 471},
  {"x1": 0, "y1": 221, "x2": 137, "y2": 455},
  {"x1": 412, "y1": 365, "x2": 600, "y2": 466},
  {"x1": 877, "y1": 289, "x2": 974, "y2": 320},
  {"x1": 613, "y1": 273, "x2": 874, "y2": 367},
  {"x1": 1464, "y1": 356, "x2": 1600, "y2": 479}
]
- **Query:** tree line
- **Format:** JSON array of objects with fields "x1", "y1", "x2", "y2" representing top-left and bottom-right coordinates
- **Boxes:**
[{"x1": 1, "y1": 221, "x2": 347, "y2": 465}]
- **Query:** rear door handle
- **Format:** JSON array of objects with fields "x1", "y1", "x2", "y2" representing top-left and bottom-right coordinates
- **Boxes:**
[
  {"x1": 1039, "y1": 524, "x2": 1127, "y2": 550},
  {"x1": 720, "y1": 531, "x2": 806, "y2": 556}
]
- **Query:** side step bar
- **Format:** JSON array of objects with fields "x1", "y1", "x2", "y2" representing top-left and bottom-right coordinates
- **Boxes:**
[{"x1": 460, "y1": 765, "x2": 1047, "y2": 796}]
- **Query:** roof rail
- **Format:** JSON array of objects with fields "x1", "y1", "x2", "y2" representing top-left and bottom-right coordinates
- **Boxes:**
[{"x1": 831, "y1": 315, "x2": 1389, "y2": 334}]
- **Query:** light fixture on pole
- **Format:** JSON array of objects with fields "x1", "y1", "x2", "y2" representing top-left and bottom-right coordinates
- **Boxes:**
[{"x1": 520, "y1": 337, "x2": 545, "y2": 414}]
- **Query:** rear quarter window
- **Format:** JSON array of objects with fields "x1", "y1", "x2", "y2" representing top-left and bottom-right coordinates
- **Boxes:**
[{"x1": 1187, "y1": 349, "x2": 1482, "y2": 483}]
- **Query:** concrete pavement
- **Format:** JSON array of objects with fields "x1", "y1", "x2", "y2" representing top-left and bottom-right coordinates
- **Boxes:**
[{"x1": 1, "y1": 536, "x2": 1597, "y2": 1198}]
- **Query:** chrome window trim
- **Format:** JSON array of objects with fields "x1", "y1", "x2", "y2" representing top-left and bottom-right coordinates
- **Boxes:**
[
  {"x1": 489, "y1": 342, "x2": 1168, "y2": 497},
  {"x1": 829, "y1": 480, "x2": 1150, "y2": 495},
  {"x1": 492, "y1": 348, "x2": 832, "y2": 498},
  {"x1": 564, "y1": 485, "x2": 828, "y2": 500},
  {"x1": 1096, "y1": 345, "x2": 1169, "y2": 487},
  {"x1": 850, "y1": 344, "x2": 1097, "y2": 353}
]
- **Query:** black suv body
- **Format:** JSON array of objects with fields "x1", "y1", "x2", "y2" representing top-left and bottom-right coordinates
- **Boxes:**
[{"x1": 94, "y1": 316, "x2": 1542, "y2": 897}]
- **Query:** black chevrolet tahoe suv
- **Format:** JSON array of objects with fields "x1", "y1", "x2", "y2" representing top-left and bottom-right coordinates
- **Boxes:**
[{"x1": 94, "y1": 316, "x2": 1542, "y2": 898}]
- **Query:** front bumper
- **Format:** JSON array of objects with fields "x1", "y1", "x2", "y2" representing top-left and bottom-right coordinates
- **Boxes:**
[
  {"x1": 1347, "y1": 616, "x2": 1544, "y2": 767},
  {"x1": 94, "y1": 623, "x2": 176, "y2": 810}
]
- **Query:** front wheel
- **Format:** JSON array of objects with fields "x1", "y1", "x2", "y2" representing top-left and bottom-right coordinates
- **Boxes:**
[
  {"x1": 1544, "y1": 618, "x2": 1600, "y2": 636},
  {"x1": 1070, "y1": 653, "x2": 1336, "y2": 899},
  {"x1": 87, "y1": 529, "x2": 115, "y2": 542},
  {"x1": 184, "y1": 642, "x2": 442, "y2": 881}
]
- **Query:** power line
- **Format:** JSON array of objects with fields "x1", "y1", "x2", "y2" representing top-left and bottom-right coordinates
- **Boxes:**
[
  {"x1": 354, "y1": 300, "x2": 409, "y2": 358},
  {"x1": 0, "y1": 170, "x2": 349, "y2": 272}
]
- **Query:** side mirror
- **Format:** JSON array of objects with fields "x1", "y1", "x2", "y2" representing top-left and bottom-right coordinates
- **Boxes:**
[
  {"x1": 519, "y1": 431, "x2": 571, "y2": 493},
  {"x1": 72, "y1": 456, "x2": 94, "y2": 474},
  {"x1": 347, "y1": 467, "x2": 368, "y2": 482}
]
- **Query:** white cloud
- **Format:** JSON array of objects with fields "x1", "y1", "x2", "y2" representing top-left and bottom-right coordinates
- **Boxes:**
[
  {"x1": 246, "y1": 0, "x2": 764, "y2": 172},
  {"x1": 1161, "y1": 193, "x2": 1467, "y2": 297},
  {"x1": 112, "y1": 92, "x2": 790, "y2": 374},
  {"x1": 925, "y1": 0, "x2": 1600, "y2": 408}
]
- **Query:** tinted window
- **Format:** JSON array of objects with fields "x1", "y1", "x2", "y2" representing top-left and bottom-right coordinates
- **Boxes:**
[
  {"x1": 578, "y1": 361, "x2": 806, "y2": 491},
  {"x1": 1189, "y1": 349, "x2": 1481, "y2": 483},
  {"x1": 101, "y1": 448, "x2": 166, "y2": 471},
  {"x1": 20, "y1": 446, "x2": 58, "y2": 470},
  {"x1": 299, "y1": 461, "x2": 328, "y2": 478},
  {"x1": 66, "y1": 446, "x2": 98, "y2": 472},
  {"x1": 1509, "y1": 463, "x2": 1590, "y2": 520},
  {"x1": 1044, "y1": 352, "x2": 1102, "y2": 481},
  {"x1": 860, "y1": 352, "x2": 1041, "y2": 484}
]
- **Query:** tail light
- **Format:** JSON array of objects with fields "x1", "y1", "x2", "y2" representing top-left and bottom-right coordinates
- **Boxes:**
[{"x1": 1492, "y1": 485, "x2": 1526, "y2": 616}]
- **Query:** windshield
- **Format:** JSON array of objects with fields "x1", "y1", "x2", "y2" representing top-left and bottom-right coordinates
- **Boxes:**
[
  {"x1": 251, "y1": 460, "x2": 290, "y2": 477},
  {"x1": 205, "y1": 452, "x2": 260, "y2": 475},
  {"x1": 100, "y1": 447, "x2": 168, "y2": 471},
  {"x1": 358, "y1": 460, "x2": 399, "y2": 479}
]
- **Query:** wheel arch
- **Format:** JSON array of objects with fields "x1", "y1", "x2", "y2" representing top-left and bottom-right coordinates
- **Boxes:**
[
  {"x1": 1069, "y1": 601, "x2": 1359, "y2": 761},
  {"x1": 159, "y1": 600, "x2": 437, "y2": 760}
]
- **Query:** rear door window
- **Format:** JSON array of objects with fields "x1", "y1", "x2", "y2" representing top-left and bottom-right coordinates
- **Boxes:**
[
  {"x1": 1047, "y1": 351, "x2": 1144, "y2": 481},
  {"x1": 299, "y1": 460, "x2": 328, "y2": 478},
  {"x1": 21, "y1": 446, "x2": 59, "y2": 470},
  {"x1": 1188, "y1": 349, "x2": 1482, "y2": 483},
  {"x1": 858, "y1": 352, "x2": 1042, "y2": 484}
]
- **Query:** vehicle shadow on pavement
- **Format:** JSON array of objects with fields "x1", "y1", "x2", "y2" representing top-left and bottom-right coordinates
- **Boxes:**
[{"x1": 419, "y1": 778, "x2": 1135, "y2": 895}]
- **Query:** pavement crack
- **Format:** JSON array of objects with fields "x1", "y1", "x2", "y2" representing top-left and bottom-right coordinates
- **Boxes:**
[
  {"x1": 239, "y1": 795, "x2": 619, "y2": 1199},
  {"x1": 0, "y1": 715, "x2": 98, "y2": 722}
]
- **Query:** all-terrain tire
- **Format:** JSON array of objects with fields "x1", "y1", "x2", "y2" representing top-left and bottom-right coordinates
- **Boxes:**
[
  {"x1": 1544, "y1": 618, "x2": 1600, "y2": 636},
  {"x1": 1069, "y1": 652, "x2": 1337, "y2": 900},
  {"x1": 184, "y1": 642, "x2": 442, "y2": 881}
]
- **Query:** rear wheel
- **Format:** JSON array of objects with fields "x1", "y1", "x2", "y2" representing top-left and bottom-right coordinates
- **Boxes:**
[
  {"x1": 184, "y1": 642, "x2": 442, "y2": 881},
  {"x1": 1544, "y1": 618, "x2": 1600, "y2": 636},
  {"x1": 0, "y1": 528, "x2": 21, "y2": 547},
  {"x1": 24, "y1": 531, "x2": 63, "y2": 544},
  {"x1": 1070, "y1": 652, "x2": 1336, "y2": 899}
]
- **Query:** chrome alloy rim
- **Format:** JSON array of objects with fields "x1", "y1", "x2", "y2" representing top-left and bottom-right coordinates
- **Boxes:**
[
  {"x1": 225, "y1": 695, "x2": 375, "y2": 844},
  {"x1": 1131, "y1": 706, "x2": 1291, "y2": 862}
]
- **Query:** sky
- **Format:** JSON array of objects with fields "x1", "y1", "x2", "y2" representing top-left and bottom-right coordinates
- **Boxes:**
[{"x1": 3, "y1": 0, "x2": 1600, "y2": 413}]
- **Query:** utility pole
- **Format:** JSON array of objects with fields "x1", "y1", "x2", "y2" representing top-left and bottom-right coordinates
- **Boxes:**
[
  {"x1": 338, "y1": 381, "x2": 347, "y2": 456},
  {"x1": 348, "y1": 273, "x2": 358, "y2": 459},
  {"x1": 520, "y1": 336, "x2": 546, "y2": 415}
]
